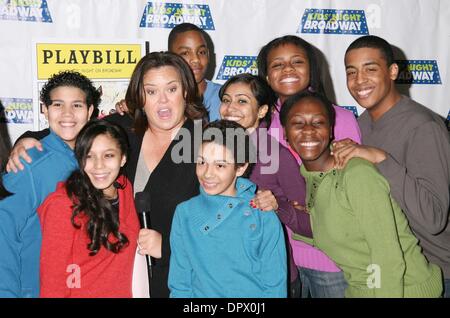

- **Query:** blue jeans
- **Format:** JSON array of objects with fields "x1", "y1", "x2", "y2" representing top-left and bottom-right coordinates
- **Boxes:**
[
  {"x1": 289, "y1": 276, "x2": 301, "y2": 298},
  {"x1": 444, "y1": 279, "x2": 450, "y2": 298},
  {"x1": 298, "y1": 267, "x2": 347, "y2": 298}
]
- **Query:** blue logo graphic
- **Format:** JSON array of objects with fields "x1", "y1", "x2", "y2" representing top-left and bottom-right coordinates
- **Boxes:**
[
  {"x1": 299, "y1": 9, "x2": 368, "y2": 35},
  {"x1": 396, "y1": 60, "x2": 442, "y2": 84},
  {"x1": 339, "y1": 106, "x2": 359, "y2": 118},
  {"x1": 0, "y1": 98, "x2": 33, "y2": 124},
  {"x1": 140, "y1": 2, "x2": 214, "y2": 30},
  {"x1": 216, "y1": 56, "x2": 258, "y2": 81},
  {"x1": 0, "y1": 0, "x2": 52, "y2": 23}
]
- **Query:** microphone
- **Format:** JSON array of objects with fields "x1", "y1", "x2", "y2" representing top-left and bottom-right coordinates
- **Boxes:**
[{"x1": 135, "y1": 191, "x2": 153, "y2": 278}]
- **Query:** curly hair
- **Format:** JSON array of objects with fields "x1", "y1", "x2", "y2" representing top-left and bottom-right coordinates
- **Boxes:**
[
  {"x1": 65, "y1": 119, "x2": 130, "y2": 255},
  {"x1": 40, "y1": 70, "x2": 101, "y2": 118}
]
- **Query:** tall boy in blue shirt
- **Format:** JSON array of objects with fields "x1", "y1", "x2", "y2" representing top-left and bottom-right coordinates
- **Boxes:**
[
  {"x1": 0, "y1": 71, "x2": 99, "y2": 297},
  {"x1": 169, "y1": 120, "x2": 287, "y2": 298}
]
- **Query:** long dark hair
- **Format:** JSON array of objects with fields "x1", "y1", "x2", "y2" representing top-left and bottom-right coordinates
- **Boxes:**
[
  {"x1": 125, "y1": 51, "x2": 207, "y2": 135},
  {"x1": 65, "y1": 119, "x2": 130, "y2": 255},
  {"x1": 257, "y1": 35, "x2": 326, "y2": 96},
  {"x1": 218, "y1": 73, "x2": 276, "y2": 127}
]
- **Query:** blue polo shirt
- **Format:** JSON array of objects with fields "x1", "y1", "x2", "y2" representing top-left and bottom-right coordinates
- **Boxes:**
[{"x1": 204, "y1": 80, "x2": 222, "y2": 121}]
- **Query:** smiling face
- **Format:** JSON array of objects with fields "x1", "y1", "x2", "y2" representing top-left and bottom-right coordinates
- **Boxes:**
[
  {"x1": 142, "y1": 66, "x2": 186, "y2": 132},
  {"x1": 83, "y1": 133, "x2": 126, "y2": 199},
  {"x1": 43, "y1": 86, "x2": 93, "y2": 149},
  {"x1": 284, "y1": 97, "x2": 333, "y2": 171},
  {"x1": 266, "y1": 43, "x2": 310, "y2": 103},
  {"x1": 219, "y1": 82, "x2": 268, "y2": 132},
  {"x1": 170, "y1": 30, "x2": 209, "y2": 85},
  {"x1": 345, "y1": 47, "x2": 399, "y2": 120},
  {"x1": 196, "y1": 142, "x2": 247, "y2": 197}
]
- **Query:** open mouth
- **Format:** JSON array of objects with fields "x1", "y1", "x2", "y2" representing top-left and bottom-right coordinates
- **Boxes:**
[
  {"x1": 299, "y1": 141, "x2": 320, "y2": 148},
  {"x1": 223, "y1": 115, "x2": 243, "y2": 122},
  {"x1": 157, "y1": 108, "x2": 172, "y2": 119},
  {"x1": 59, "y1": 122, "x2": 76, "y2": 127},
  {"x1": 201, "y1": 181, "x2": 218, "y2": 189},
  {"x1": 355, "y1": 87, "x2": 374, "y2": 99},
  {"x1": 191, "y1": 67, "x2": 204, "y2": 74},
  {"x1": 280, "y1": 76, "x2": 300, "y2": 84},
  {"x1": 91, "y1": 173, "x2": 110, "y2": 181}
]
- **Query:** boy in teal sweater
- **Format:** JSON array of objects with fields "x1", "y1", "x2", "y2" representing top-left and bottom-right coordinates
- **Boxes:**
[
  {"x1": 280, "y1": 90, "x2": 442, "y2": 297},
  {"x1": 0, "y1": 71, "x2": 99, "y2": 297},
  {"x1": 168, "y1": 120, "x2": 287, "y2": 298}
]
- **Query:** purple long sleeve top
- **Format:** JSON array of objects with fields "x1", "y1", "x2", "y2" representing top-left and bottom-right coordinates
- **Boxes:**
[
  {"x1": 248, "y1": 124, "x2": 309, "y2": 282},
  {"x1": 249, "y1": 125, "x2": 311, "y2": 237}
]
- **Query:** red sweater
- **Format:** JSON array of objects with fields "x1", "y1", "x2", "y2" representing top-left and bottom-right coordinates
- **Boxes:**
[{"x1": 38, "y1": 176, "x2": 139, "y2": 298}]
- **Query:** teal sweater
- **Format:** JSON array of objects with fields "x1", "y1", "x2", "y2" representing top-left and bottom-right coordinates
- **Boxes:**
[
  {"x1": 168, "y1": 177, "x2": 287, "y2": 298},
  {"x1": 296, "y1": 158, "x2": 442, "y2": 298}
]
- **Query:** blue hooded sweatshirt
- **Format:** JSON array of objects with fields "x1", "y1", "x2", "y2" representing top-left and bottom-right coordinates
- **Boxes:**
[{"x1": 0, "y1": 130, "x2": 77, "y2": 297}]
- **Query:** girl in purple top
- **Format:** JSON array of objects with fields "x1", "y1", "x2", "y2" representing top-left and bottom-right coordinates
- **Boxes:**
[
  {"x1": 257, "y1": 35, "x2": 362, "y2": 298},
  {"x1": 218, "y1": 73, "x2": 310, "y2": 296}
]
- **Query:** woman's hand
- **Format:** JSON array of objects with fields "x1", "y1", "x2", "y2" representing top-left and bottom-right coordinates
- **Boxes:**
[
  {"x1": 289, "y1": 200, "x2": 307, "y2": 213},
  {"x1": 6, "y1": 138, "x2": 43, "y2": 173},
  {"x1": 251, "y1": 189, "x2": 279, "y2": 212},
  {"x1": 115, "y1": 99, "x2": 129, "y2": 116},
  {"x1": 137, "y1": 228, "x2": 162, "y2": 259}
]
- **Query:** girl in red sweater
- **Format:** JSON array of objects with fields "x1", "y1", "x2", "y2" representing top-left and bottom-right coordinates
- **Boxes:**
[{"x1": 38, "y1": 119, "x2": 139, "y2": 297}]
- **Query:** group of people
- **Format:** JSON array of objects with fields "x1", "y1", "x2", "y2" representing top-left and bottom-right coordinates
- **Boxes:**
[{"x1": 0, "y1": 23, "x2": 449, "y2": 298}]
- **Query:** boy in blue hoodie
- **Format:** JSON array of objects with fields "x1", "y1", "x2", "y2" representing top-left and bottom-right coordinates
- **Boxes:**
[
  {"x1": 168, "y1": 120, "x2": 287, "y2": 298},
  {"x1": 0, "y1": 71, "x2": 99, "y2": 297}
]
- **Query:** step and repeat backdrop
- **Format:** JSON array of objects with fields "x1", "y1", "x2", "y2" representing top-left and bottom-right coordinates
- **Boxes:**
[{"x1": 1, "y1": 0, "x2": 449, "y2": 143}]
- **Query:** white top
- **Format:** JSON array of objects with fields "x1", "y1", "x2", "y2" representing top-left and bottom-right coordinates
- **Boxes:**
[{"x1": 131, "y1": 149, "x2": 152, "y2": 298}]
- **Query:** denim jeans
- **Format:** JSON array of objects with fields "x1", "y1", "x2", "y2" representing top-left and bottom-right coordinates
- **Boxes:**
[
  {"x1": 444, "y1": 279, "x2": 450, "y2": 298},
  {"x1": 298, "y1": 267, "x2": 347, "y2": 298},
  {"x1": 289, "y1": 276, "x2": 301, "y2": 298}
]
